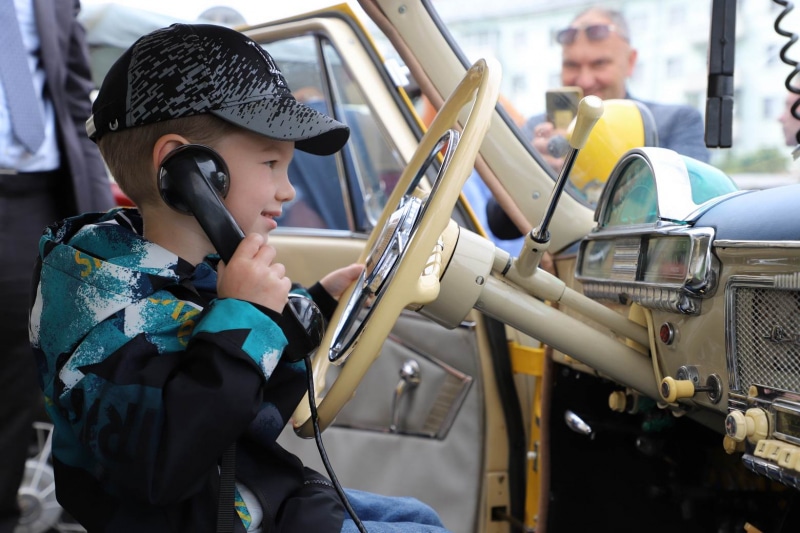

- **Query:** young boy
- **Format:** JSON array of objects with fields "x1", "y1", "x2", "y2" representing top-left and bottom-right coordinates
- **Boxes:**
[{"x1": 29, "y1": 23, "x2": 449, "y2": 533}]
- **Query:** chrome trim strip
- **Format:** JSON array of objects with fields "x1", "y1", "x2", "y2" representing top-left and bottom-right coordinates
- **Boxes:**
[
  {"x1": 715, "y1": 240, "x2": 800, "y2": 248},
  {"x1": 682, "y1": 190, "x2": 753, "y2": 222},
  {"x1": 742, "y1": 455, "x2": 800, "y2": 490},
  {"x1": 582, "y1": 281, "x2": 701, "y2": 314}
]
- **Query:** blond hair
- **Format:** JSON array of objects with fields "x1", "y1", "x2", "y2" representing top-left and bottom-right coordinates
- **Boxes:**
[{"x1": 98, "y1": 114, "x2": 241, "y2": 207}]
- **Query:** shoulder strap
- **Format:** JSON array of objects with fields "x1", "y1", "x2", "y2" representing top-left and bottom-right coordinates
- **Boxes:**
[{"x1": 217, "y1": 444, "x2": 237, "y2": 533}]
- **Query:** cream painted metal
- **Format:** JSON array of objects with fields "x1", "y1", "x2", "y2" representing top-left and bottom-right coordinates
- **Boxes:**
[{"x1": 293, "y1": 57, "x2": 502, "y2": 436}]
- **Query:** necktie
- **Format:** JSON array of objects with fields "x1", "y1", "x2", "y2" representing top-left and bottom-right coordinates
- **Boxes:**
[{"x1": 0, "y1": 0, "x2": 45, "y2": 154}]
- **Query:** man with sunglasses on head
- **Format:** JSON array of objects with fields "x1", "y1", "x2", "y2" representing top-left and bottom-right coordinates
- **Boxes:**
[
  {"x1": 486, "y1": 6, "x2": 710, "y2": 242},
  {"x1": 522, "y1": 5, "x2": 709, "y2": 166}
]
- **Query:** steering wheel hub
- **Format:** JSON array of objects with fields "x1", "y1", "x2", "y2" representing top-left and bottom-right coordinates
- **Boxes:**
[{"x1": 329, "y1": 196, "x2": 423, "y2": 363}]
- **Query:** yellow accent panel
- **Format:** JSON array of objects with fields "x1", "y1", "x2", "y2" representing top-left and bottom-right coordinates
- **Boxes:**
[
  {"x1": 508, "y1": 341, "x2": 545, "y2": 377},
  {"x1": 508, "y1": 341, "x2": 545, "y2": 529}
]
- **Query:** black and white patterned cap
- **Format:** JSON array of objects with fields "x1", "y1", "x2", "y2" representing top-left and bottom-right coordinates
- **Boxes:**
[{"x1": 86, "y1": 24, "x2": 349, "y2": 155}]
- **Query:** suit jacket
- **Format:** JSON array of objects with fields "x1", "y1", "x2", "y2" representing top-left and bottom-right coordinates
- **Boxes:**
[
  {"x1": 635, "y1": 98, "x2": 710, "y2": 163},
  {"x1": 521, "y1": 95, "x2": 710, "y2": 163},
  {"x1": 34, "y1": 0, "x2": 114, "y2": 213}
]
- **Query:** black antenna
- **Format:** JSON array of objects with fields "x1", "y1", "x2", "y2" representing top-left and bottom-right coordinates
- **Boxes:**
[{"x1": 705, "y1": 0, "x2": 737, "y2": 148}]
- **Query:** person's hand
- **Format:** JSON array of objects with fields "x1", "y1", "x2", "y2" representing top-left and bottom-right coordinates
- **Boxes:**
[
  {"x1": 532, "y1": 121, "x2": 569, "y2": 172},
  {"x1": 217, "y1": 233, "x2": 291, "y2": 314},
  {"x1": 319, "y1": 263, "x2": 364, "y2": 299}
]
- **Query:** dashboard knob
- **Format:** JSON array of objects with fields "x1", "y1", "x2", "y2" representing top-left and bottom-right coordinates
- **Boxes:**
[
  {"x1": 722, "y1": 434, "x2": 744, "y2": 454},
  {"x1": 660, "y1": 377, "x2": 695, "y2": 403},
  {"x1": 725, "y1": 411, "x2": 749, "y2": 442},
  {"x1": 608, "y1": 391, "x2": 627, "y2": 412},
  {"x1": 725, "y1": 408, "x2": 769, "y2": 444},
  {"x1": 660, "y1": 375, "x2": 722, "y2": 404}
]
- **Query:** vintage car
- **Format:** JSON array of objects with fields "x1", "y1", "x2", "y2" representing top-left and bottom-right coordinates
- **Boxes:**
[{"x1": 16, "y1": 1, "x2": 800, "y2": 532}]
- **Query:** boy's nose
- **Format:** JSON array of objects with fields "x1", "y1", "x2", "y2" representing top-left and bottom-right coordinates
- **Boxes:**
[{"x1": 280, "y1": 180, "x2": 296, "y2": 203}]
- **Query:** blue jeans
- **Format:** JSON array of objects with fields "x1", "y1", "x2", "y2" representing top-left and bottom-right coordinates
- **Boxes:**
[{"x1": 340, "y1": 489, "x2": 451, "y2": 532}]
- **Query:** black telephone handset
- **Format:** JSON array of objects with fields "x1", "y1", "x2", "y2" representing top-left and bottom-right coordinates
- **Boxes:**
[
  {"x1": 158, "y1": 144, "x2": 244, "y2": 263},
  {"x1": 158, "y1": 144, "x2": 323, "y2": 362}
]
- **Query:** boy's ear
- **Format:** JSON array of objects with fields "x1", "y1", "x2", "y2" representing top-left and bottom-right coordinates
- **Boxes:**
[{"x1": 153, "y1": 134, "x2": 190, "y2": 171}]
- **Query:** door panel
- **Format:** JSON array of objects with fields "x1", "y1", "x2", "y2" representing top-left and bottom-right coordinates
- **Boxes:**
[{"x1": 278, "y1": 312, "x2": 485, "y2": 533}]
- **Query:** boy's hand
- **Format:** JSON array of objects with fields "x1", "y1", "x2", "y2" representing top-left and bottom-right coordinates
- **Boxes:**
[
  {"x1": 217, "y1": 233, "x2": 291, "y2": 314},
  {"x1": 320, "y1": 263, "x2": 364, "y2": 299}
]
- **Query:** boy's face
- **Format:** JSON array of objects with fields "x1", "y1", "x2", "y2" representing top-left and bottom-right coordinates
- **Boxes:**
[{"x1": 214, "y1": 130, "x2": 297, "y2": 237}]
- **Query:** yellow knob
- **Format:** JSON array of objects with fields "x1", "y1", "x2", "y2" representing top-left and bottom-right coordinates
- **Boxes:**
[
  {"x1": 722, "y1": 435, "x2": 743, "y2": 455},
  {"x1": 660, "y1": 377, "x2": 695, "y2": 403},
  {"x1": 745, "y1": 408, "x2": 769, "y2": 444},
  {"x1": 608, "y1": 391, "x2": 627, "y2": 412},
  {"x1": 725, "y1": 410, "x2": 749, "y2": 442}
]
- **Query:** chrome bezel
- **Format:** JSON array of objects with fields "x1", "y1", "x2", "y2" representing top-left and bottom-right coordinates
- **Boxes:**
[
  {"x1": 575, "y1": 225, "x2": 718, "y2": 315},
  {"x1": 772, "y1": 400, "x2": 800, "y2": 447}
]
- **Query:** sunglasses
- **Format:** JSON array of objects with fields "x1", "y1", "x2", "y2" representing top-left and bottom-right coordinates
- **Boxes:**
[{"x1": 555, "y1": 24, "x2": 626, "y2": 45}]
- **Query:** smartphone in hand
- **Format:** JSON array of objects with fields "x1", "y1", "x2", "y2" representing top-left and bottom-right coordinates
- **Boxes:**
[{"x1": 546, "y1": 86, "x2": 583, "y2": 130}]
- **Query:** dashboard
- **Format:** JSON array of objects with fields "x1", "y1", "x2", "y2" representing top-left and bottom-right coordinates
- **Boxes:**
[{"x1": 575, "y1": 147, "x2": 800, "y2": 488}]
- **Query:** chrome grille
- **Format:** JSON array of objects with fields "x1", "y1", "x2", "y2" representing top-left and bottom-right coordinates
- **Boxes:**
[{"x1": 727, "y1": 276, "x2": 800, "y2": 395}]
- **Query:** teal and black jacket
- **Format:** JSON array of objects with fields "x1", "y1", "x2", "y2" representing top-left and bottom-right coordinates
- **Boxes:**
[{"x1": 29, "y1": 208, "x2": 344, "y2": 532}]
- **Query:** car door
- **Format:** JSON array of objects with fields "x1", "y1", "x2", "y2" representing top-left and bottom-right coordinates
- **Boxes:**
[{"x1": 240, "y1": 8, "x2": 525, "y2": 533}]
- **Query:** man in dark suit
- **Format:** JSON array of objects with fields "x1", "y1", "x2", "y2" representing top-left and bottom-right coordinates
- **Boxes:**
[
  {"x1": 0, "y1": 1, "x2": 114, "y2": 530},
  {"x1": 525, "y1": 6, "x2": 709, "y2": 166}
]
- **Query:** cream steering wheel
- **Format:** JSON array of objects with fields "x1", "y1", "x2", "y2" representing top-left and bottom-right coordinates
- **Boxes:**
[{"x1": 292, "y1": 58, "x2": 501, "y2": 437}]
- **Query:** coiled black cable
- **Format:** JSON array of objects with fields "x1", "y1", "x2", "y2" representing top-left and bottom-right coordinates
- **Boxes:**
[{"x1": 773, "y1": 0, "x2": 800, "y2": 146}]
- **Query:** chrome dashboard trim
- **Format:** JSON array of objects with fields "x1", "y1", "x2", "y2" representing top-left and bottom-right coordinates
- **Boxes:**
[
  {"x1": 576, "y1": 226, "x2": 718, "y2": 315},
  {"x1": 773, "y1": 400, "x2": 800, "y2": 447},
  {"x1": 714, "y1": 240, "x2": 800, "y2": 249}
]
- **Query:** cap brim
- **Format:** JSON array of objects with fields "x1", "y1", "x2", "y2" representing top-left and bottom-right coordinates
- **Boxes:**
[{"x1": 211, "y1": 98, "x2": 350, "y2": 155}]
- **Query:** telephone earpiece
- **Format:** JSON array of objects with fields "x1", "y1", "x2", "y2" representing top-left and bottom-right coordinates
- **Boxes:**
[{"x1": 158, "y1": 144, "x2": 244, "y2": 262}]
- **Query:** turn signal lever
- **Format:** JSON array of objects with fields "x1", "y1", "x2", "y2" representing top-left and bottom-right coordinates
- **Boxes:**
[{"x1": 516, "y1": 96, "x2": 604, "y2": 276}]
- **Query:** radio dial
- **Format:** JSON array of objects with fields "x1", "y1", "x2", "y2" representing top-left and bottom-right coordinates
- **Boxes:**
[{"x1": 725, "y1": 408, "x2": 769, "y2": 444}]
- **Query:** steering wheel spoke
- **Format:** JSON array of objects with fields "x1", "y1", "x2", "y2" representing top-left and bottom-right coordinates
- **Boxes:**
[{"x1": 293, "y1": 58, "x2": 501, "y2": 437}]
